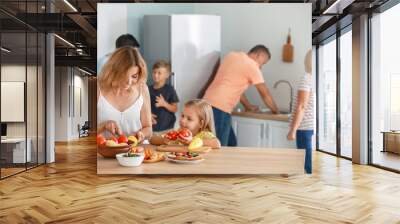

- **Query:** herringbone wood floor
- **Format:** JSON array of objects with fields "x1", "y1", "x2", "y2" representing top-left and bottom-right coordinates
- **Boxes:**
[{"x1": 1, "y1": 136, "x2": 400, "y2": 224}]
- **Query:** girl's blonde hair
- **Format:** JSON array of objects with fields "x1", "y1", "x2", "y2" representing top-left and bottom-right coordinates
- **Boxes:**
[
  {"x1": 185, "y1": 99, "x2": 216, "y2": 135},
  {"x1": 98, "y1": 46, "x2": 147, "y2": 92}
]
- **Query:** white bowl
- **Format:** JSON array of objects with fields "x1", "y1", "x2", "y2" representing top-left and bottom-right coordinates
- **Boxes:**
[{"x1": 116, "y1": 152, "x2": 144, "y2": 167}]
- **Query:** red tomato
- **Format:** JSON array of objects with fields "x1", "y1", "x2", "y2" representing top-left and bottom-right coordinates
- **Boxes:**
[
  {"x1": 165, "y1": 131, "x2": 178, "y2": 140},
  {"x1": 110, "y1": 136, "x2": 118, "y2": 143},
  {"x1": 177, "y1": 129, "x2": 192, "y2": 145},
  {"x1": 96, "y1": 134, "x2": 106, "y2": 146},
  {"x1": 178, "y1": 129, "x2": 192, "y2": 138},
  {"x1": 118, "y1": 135, "x2": 128, "y2": 144}
]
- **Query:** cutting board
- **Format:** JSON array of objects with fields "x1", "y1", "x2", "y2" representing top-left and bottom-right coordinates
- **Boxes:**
[
  {"x1": 282, "y1": 29, "x2": 293, "y2": 62},
  {"x1": 156, "y1": 145, "x2": 212, "y2": 153}
]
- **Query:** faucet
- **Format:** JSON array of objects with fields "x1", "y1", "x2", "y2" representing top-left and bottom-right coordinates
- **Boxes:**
[{"x1": 273, "y1": 80, "x2": 293, "y2": 113}]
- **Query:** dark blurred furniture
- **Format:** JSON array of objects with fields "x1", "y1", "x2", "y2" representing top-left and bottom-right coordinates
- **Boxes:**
[
  {"x1": 382, "y1": 131, "x2": 400, "y2": 154},
  {"x1": 78, "y1": 121, "x2": 90, "y2": 138}
]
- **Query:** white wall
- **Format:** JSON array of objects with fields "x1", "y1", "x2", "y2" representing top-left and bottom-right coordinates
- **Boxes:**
[
  {"x1": 1, "y1": 65, "x2": 37, "y2": 137},
  {"x1": 97, "y1": 4, "x2": 127, "y2": 63},
  {"x1": 1, "y1": 64, "x2": 46, "y2": 163},
  {"x1": 98, "y1": 3, "x2": 311, "y2": 112},
  {"x1": 54, "y1": 67, "x2": 89, "y2": 141},
  {"x1": 55, "y1": 67, "x2": 69, "y2": 141}
]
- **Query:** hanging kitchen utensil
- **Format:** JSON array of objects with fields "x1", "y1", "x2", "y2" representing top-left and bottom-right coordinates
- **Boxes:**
[{"x1": 282, "y1": 28, "x2": 294, "y2": 63}]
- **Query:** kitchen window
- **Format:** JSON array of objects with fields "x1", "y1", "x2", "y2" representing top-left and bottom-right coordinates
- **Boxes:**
[
  {"x1": 370, "y1": 2, "x2": 400, "y2": 171},
  {"x1": 317, "y1": 36, "x2": 337, "y2": 155},
  {"x1": 316, "y1": 25, "x2": 353, "y2": 159},
  {"x1": 339, "y1": 28, "x2": 352, "y2": 159}
]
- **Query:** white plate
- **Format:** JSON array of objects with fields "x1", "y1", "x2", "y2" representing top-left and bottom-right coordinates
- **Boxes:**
[
  {"x1": 165, "y1": 154, "x2": 204, "y2": 164},
  {"x1": 167, "y1": 158, "x2": 204, "y2": 164}
]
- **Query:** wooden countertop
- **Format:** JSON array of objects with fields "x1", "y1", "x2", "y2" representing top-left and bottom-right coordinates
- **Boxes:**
[
  {"x1": 97, "y1": 147, "x2": 304, "y2": 175},
  {"x1": 232, "y1": 111, "x2": 290, "y2": 122}
]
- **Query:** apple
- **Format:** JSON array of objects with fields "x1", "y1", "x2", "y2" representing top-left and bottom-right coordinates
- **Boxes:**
[
  {"x1": 96, "y1": 134, "x2": 106, "y2": 146},
  {"x1": 110, "y1": 136, "x2": 118, "y2": 144},
  {"x1": 127, "y1": 135, "x2": 138, "y2": 146},
  {"x1": 105, "y1": 140, "x2": 118, "y2": 147},
  {"x1": 118, "y1": 135, "x2": 128, "y2": 144}
]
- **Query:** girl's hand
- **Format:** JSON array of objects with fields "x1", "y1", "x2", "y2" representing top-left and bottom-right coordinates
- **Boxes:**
[
  {"x1": 104, "y1": 120, "x2": 122, "y2": 136},
  {"x1": 135, "y1": 130, "x2": 145, "y2": 143},
  {"x1": 287, "y1": 129, "x2": 296, "y2": 141},
  {"x1": 163, "y1": 137, "x2": 172, "y2": 145},
  {"x1": 155, "y1": 94, "x2": 167, "y2": 108}
]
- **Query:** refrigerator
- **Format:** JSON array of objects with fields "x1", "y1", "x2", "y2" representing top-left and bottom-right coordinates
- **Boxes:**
[{"x1": 143, "y1": 14, "x2": 221, "y2": 127}]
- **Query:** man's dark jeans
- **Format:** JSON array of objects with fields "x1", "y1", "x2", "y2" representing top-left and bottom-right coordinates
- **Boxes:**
[{"x1": 212, "y1": 107, "x2": 237, "y2": 146}]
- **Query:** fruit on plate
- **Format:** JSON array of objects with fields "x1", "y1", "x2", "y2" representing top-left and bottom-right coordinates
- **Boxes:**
[
  {"x1": 144, "y1": 148, "x2": 154, "y2": 160},
  {"x1": 177, "y1": 129, "x2": 193, "y2": 144},
  {"x1": 188, "y1": 137, "x2": 203, "y2": 151},
  {"x1": 105, "y1": 140, "x2": 119, "y2": 147},
  {"x1": 110, "y1": 136, "x2": 118, "y2": 144},
  {"x1": 165, "y1": 130, "x2": 178, "y2": 141},
  {"x1": 118, "y1": 135, "x2": 128, "y2": 144},
  {"x1": 97, "y1": 134, "x2": 106, "y2": 146},
  {"x1": 144, "y1": 151, "x2": 165, "y2": 163},
  {"x1": 168, "y1": 152, "x2": 202, "y2": 161},
  {"x1": 127, "y1": 135, "x2": 138, "y2": 146}
]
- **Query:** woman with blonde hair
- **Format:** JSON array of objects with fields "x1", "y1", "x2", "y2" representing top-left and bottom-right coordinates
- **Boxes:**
[
  {"x1": 97, "y1": 46, "x2": 152, "y2": 142},
  {"x1": 287, "y1": 50, "x2": 314, "y2": 174}
]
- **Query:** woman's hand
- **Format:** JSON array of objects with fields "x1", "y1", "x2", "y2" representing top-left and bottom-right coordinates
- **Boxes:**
[
  {"x1": 135, "y1": 130, "x2": 146, "y2": 143},
  {"x1": 103, "y1": 120, "x2": 122, "y2": 136},
  {"x1": 287, "y1": 129, "x2": 296, "y2": 141}
]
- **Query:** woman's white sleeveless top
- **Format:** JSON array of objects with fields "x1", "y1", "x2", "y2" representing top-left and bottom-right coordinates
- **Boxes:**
[{"x1": 98, "y1": 90, "x2": 143, "y2": 136}]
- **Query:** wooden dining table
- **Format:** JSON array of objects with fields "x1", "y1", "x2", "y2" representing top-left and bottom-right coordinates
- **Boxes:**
[{"x1": 97, "y1": 146, "x2": 305, "y2": 175}]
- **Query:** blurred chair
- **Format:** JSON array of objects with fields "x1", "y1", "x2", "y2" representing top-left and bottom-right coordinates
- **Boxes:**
[{"x1": 78, "y1": 121, "x2": 90, "y2": 138}]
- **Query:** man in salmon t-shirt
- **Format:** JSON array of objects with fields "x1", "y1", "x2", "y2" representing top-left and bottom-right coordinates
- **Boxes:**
[{"x1": 203, "y1": 45, "x2": 279, "y2": 146}]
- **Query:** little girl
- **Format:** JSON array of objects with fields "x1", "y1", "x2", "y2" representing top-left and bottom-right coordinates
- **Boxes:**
[
  {"x1": 151, "y1": 99, "x2": 221, "y2": 149},
  {"x1": 179, "y1": 99, "x2": 221, "y2": 149}
]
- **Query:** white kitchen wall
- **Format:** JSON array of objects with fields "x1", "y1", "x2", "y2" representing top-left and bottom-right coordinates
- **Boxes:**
[
  {"x1": 98, "y1": 3, "x2": 311, "y2": 112},
  {"x1": 97, "y1": 3, "x2": 193, "y2": 62},
  {"x1": 97, "y1": 4, "x2": 127, "y2": 65}
]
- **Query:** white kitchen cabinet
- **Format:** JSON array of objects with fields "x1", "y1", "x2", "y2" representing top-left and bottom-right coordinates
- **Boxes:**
[
  {"x1": 232, "y1": 117, "x2": 265, "y2": 147},
  {"x1": 232, "y1": 116, "x2": 296, "y2": 149},
  {"x1": 269, "y1": 121, "x2": 296, "y2": 148}
]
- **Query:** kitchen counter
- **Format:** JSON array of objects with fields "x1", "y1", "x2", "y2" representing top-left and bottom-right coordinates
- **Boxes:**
[
  {"x1": 232, "y1": 111, "x2": 290, "y2": 122},
  {"x1": 97, "y1": 147, "x2": 304, "y2": 175}
]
